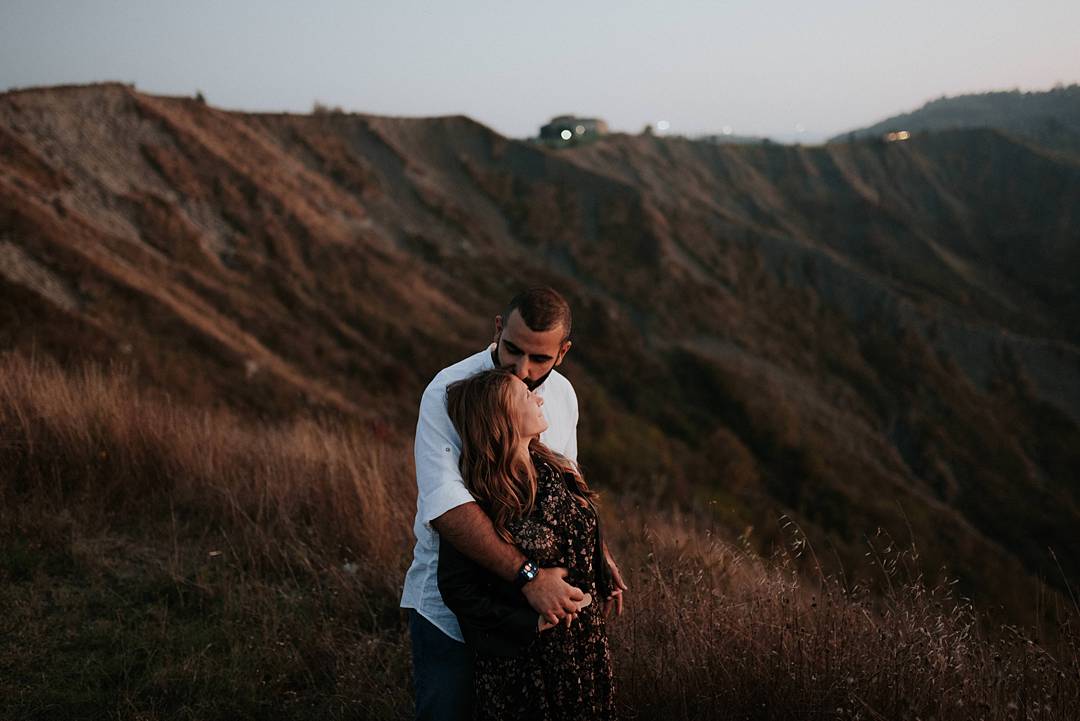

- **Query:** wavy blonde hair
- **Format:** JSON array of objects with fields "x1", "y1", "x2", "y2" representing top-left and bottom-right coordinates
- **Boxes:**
[{"x1": 446, "y1": 368, "x2": 597, "y2": 543}]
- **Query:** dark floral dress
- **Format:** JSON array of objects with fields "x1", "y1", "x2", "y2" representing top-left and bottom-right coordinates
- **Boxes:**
[{"x1": 471, "y1": 454, "x2": 617, "y2": 721}]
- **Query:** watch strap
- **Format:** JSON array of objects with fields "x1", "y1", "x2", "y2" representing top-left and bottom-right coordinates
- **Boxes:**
[{"x1": 515, "y1": 559, "x2": 540, "y2": 588}]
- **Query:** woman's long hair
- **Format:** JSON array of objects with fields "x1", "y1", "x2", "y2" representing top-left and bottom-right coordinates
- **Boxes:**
[{"x1": 446, "y1": 368, "x2": 598, "y2": 544}]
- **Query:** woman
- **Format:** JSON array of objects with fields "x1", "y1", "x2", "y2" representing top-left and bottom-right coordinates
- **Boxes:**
[{"x1": 438, "y1": 368, "x2": 617, "y2": 721}]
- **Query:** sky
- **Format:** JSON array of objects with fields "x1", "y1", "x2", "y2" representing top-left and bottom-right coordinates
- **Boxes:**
[{"x1": 2, "y1": 0, "x2": 1078, "y2": 143}]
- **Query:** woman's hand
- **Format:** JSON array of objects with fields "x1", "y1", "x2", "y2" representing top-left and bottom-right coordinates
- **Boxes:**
[
  {"x1": 538, "y1": 593, "x2": 591, "y2": 632},
  {"x1": 602, "y1": 588, "x2": 624, "y2": 619},
  {"x1": 603, "y1": 544, "x2": 628, "y2": 618}
]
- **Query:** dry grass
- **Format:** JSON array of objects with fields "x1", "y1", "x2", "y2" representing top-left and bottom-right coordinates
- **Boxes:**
[
  {"x1": 1, "y1": 351, "x2": 413, "y2": 588},
  {"x1": 605, "y1": 506, "x2": 1079, "y2": 720},
  {"x1": 2, "y1": 351, "x2": 1077, "y2": 720},
  {"x1": 1, "y1": 352, "x2": 416, "y2": 719}
]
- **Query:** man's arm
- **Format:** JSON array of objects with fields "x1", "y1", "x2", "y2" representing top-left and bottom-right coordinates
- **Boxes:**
[
  {"x1": 432, "y1": 503, "x2": 584, "y2": 625},
  {"x1": 431, "y1": 503, "x2": 521, "y2": 580}
]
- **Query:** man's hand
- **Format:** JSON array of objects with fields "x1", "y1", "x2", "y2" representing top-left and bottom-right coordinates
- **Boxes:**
[
  {"x1": 538, "y1": 593, "x2": 591, "y2": 632},
  {"x1": 603, "y1": 546, "x2": 628, "y2": 618},
  {"x1": 522, "y1": 567, "x2": 585, "y2": 626}
]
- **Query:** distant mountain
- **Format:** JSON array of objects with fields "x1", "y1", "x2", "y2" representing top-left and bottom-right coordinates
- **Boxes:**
[
  {"x1": 831, "y1": 85, "x2": 1080, "y2": 157},
  {"x1": 2, "y1": 83, "x2": 1078, "y2": 621}
]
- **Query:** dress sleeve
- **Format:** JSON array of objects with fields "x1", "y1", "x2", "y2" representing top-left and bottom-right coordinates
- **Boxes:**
[
  {"x1": 593, "y1": 513, "x2": 614, "y2": 599},
  {"x1": 438, "y1": 536, "x2": 539, "y2": 648}
]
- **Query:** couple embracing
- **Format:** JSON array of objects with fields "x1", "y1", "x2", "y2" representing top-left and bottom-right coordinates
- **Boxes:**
[{"x1": 401, "y1": 287, "x2": 627, "y2": 721}]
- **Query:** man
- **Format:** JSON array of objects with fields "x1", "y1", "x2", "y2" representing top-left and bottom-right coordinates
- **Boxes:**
[{"x1": 400, "y1": 286, "x2": 627, "y2": 721}]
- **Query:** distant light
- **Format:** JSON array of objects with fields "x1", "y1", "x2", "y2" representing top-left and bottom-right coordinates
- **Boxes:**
[
  {"x1": 657, "y1": 120, "x2": 670, "y2": 131},
  {"x1": 795, "y1": 123, "x2": 806, "y2": 133},
  {"x1": 560, "y1": 129, "x2": 573, "y2": 140},
  {"x1": 722, "y1": 125, "x2": 733, "y2": 135},
  {"x1": 897, "y1": 130, "x2": 911, "y2": 140},
  {"x1": 884, "y1": 130, "x2": 911, "y2": 142},
  {"x1": 575, "y1": 124, "x2": 586, "y2": 135}
]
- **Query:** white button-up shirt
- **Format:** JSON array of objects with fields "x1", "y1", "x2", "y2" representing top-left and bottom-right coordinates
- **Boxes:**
[{"x1": 400, "y1": 345, "x2": 579, "y2": 641}]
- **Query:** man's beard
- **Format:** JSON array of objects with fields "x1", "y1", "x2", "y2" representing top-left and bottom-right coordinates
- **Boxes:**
[
  {"x1": 491, "y1": 346, "x2": 554, "y2": 391},
  {"x1": 522, "y1": 367, "x2": 554, "y2": 391}
]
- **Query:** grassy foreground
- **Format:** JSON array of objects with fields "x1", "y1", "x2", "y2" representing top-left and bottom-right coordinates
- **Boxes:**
[{"x1": 1, "y1": 352, "x2": 1077, "y2": 720}]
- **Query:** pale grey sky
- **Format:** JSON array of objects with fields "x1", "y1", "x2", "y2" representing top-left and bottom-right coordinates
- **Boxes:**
[{"x1": 2, "y1": 0, "x2": 1078, "y2": 142}]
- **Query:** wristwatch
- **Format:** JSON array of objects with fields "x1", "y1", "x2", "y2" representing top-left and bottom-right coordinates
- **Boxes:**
[{"x1": 515, "y1": 559, "x2": 540, "y2": 588}]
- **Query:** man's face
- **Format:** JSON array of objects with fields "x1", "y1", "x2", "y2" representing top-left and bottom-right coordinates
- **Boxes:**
[{"x1": 493, "y1": 310, "x2": 571, "y2": 390}]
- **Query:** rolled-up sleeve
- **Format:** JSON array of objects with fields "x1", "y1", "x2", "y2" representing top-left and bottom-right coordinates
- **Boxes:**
[{"x1": 414, "y1": 381, "x2": 475, "y2": 526}]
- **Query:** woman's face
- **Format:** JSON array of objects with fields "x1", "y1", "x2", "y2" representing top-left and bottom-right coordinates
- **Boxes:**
[{"x1": 508, "y1": 375, "x2": 548, "y2": 440}]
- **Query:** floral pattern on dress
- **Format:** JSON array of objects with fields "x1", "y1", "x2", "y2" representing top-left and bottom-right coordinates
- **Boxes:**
[{"x1": 473, "y1": 454, "x2": 617, "y2": 721}]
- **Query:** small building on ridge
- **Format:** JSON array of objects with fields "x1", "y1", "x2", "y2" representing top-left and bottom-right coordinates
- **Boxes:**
[{"x1": 539, "y1": 115, "x2": 609, "y2": 144}]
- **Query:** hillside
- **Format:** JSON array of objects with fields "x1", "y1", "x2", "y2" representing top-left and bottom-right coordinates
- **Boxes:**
[
  {"x1": 1, "y1": 83, "x2": 1079, "y2": 621},
  {"x1": 831, "y1": 85, "x2": 1080, "y2": 158}
]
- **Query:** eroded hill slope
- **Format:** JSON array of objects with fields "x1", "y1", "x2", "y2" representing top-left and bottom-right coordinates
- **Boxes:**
[{"x1": 2, "y1": 83, "x2": 1078, "y2": 618}]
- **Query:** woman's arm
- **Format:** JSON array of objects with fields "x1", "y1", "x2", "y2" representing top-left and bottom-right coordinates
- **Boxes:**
[{"x1": 437, "y1": 535, "x2": 541, "y2": 647}]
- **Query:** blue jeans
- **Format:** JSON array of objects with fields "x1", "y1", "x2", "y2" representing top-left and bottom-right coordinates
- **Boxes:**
[{"x1": 409, "y1": 609, "x2": 474, "y2": 721}]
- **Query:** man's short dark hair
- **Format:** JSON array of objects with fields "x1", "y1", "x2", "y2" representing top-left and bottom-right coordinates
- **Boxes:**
[{"x1": 505, "y1": 287, "x2": 572, "y2": 341}]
